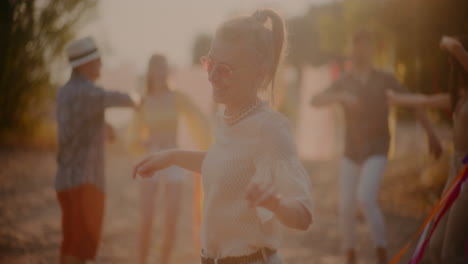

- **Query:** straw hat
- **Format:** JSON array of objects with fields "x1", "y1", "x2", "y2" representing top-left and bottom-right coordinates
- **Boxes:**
[{"x1": 66, "y1": 37, "x2": 100, "y2": 68}]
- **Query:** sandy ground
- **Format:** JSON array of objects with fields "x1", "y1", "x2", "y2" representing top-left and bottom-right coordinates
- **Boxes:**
[{"x1": 0, "y1": 134, "x2": 439, "y2": 264}]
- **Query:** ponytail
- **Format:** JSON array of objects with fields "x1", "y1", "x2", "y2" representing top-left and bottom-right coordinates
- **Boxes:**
[
  {"x1": 216, "y1": 9, "x2": 287, "y2": 101},
  {"x1": 251, "y1": 9, "x2": 286, "y2": 100}
]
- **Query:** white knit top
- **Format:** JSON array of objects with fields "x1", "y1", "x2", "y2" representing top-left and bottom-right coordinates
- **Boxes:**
[{"x1": 200, "y1": 102, "x2": 314, "y2": 259}]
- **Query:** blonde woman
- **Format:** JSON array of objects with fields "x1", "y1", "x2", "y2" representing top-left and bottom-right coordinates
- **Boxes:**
[
  {"x1": 130, "y1": 54, "x2": 210, "y2": 264},
  {"x1": 133, "y1": 9, "x2": 313, "y2": 264}
]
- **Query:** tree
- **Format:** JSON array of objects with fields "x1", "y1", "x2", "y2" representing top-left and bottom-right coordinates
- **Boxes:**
[
  {"x1": 0, "y1": 0, "x2": 97, "y2": 142},
  {"x1": 312, "y1": 0, "x2": 468, "y2": 94},
  {"x1": 283, "y1": 0, "x2": 467, "y2": 125},
  {"x1": 192, "y1": 33, "x2": 212, "y2": 66},
  {"x1": 284, "y1": 5, "x2": 339, "y2": 128},
  {"x1": 379, "y1": 0, "x2": 468, "y2": 94}
]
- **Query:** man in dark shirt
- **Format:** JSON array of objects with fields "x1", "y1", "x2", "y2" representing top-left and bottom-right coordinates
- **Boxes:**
[{"x1": 311, "y1": 31, "x2": 442, "y2": 264}]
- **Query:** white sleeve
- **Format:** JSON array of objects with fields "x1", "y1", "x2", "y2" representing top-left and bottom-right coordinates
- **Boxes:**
[{"x1": 253, "y1": 114, "x2": 314, "y2": 223}]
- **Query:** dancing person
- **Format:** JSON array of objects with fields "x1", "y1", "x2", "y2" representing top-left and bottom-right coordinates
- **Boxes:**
[
  {"x1": 130, "y1": 54, "x2": 211, "y2": 264},
  {"x1": 310, "y1": 30, "x2": 442, "y2": 264},
  {"x1": 55, "y1": 37, "x2": 137, "y2": 264},
  {"x1": 387, "y1": 35, "x2": 468, "y2": 264},
  {"x1": 133, "y1": 9, "x2": 313, "y2": 264}
]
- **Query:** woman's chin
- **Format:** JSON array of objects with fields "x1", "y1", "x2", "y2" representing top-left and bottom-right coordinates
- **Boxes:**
[{"x1": 212, "y1": 91, "x2": 229, "y2": 104}]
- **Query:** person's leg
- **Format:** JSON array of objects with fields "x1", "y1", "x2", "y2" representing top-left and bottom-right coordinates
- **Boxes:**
[
  {"x1": 160, "y1": 176, "x2": 183, "y2": 264},
  {"x1": 58, "y1": 188, "x2": 86, "y2": 264},
  {"x1": 138, "y1": 181, "x2": 158, "y2": 264},
  {"x1": 57, "y1": 190, "x2": 73, "y2": 264},
  {"x1": 339, "y1": 157, "x2": 360, "y2": 264},
  {"x1": 357, "y1": 155, "x2": 387, "y2": 264},
  {"x1": 80, "y1": 184, "x2": 105, "y2": 262},
  {"x1": 441, "y1": 182, "x2": 468, "y2": 264},
  {"x1": 59, "y1": 184, "x2": 104, "y2": 264}
]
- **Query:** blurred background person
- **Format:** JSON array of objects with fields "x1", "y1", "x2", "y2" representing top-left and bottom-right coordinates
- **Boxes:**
[
  {"x1": 310, "y1": 30, "x2": 442, "y2": 264},
  {"x1": 56, "y1": 37, "x2": 137, "y2": 264},
  {"x1": 129, "y1": 54, "x2": 211, "y2": 264},
  {"x1": 387, "y1": 35, "x2": 468, "y2": 264}
]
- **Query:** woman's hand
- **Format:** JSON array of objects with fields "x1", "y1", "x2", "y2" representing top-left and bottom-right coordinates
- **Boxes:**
[
  {"x1": 130, "y1": 91, "x2": 142, "y2": 110},
  {"x1": 132, "y1": 150, "x2": 175, "y2": 179},
  {"x1": 245, "y1": 179, "x2": 312, "y2": 230},
  {"x1": 245, "y1": 179, "x2": 281, "y2": 213},
  {"x1": 440, "y1": 36, "x2": 462, "y2": 54}
]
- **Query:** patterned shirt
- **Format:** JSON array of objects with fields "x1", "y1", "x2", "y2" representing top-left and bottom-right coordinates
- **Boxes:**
[{"x1": 55, "y1": 73, "x2": 134, "y2": 191}]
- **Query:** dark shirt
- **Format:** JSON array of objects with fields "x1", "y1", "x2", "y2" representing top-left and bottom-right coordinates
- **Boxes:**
[{"x1": 326, "y1": 69, "x2": 406, "y2": 164}]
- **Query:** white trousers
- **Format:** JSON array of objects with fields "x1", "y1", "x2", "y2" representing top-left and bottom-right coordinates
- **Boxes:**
[{"x1": 339, "y1": 155, "x2": 388, "y2": 250}]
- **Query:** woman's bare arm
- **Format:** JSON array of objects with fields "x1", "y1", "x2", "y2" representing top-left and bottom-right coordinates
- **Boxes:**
[
  {"x1": 441, "y1": 36, "x2": 468, "y2": 73},
  {"x1": 171, "y1": 150, "x2": 206, "y2": 173},
  {"x1": 133, "y1": 150, "x2": 206, "y2": 178}
]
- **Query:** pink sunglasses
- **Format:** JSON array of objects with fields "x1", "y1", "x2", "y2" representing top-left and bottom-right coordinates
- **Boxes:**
[{"x1": 200, "y1": 56, "x2": 239, "y2": 79}]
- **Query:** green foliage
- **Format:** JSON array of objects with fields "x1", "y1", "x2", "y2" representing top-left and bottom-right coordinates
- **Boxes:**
[
  {"x1": 0, "y1": 0, "x2": 97, "y2": 142},
  {"x1": 281, "y1": 0, "x2": 468, "y2": 124},
  {"x1": 380, "y1": 0, "x2": 468, "y2": 94},
  {"x1": 287, "y1": 0, "x2": 468, "y2": 94},
  {"x1": 192, "y1": 33, "x2": 212, "y2": 65}
]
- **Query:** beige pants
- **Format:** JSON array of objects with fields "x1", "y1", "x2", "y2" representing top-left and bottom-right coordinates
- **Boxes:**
[{"x1": 426, "y1": 153, "x2": 468, "y2": 264}]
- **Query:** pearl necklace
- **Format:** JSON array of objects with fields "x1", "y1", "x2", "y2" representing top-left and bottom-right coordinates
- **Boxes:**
[{"x1": 224, "y1": 99, "x2": 261, "y2": 126}]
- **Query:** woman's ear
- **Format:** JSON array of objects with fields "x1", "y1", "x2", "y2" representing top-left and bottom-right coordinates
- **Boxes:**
[{"x1": 254, "y1": 68, "x2": 267, "y2": 88}]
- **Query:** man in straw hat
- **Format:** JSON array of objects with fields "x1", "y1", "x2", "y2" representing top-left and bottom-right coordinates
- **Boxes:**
[{"x1": 55, "y1": 36, "x2": 137, "y2": 264}]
